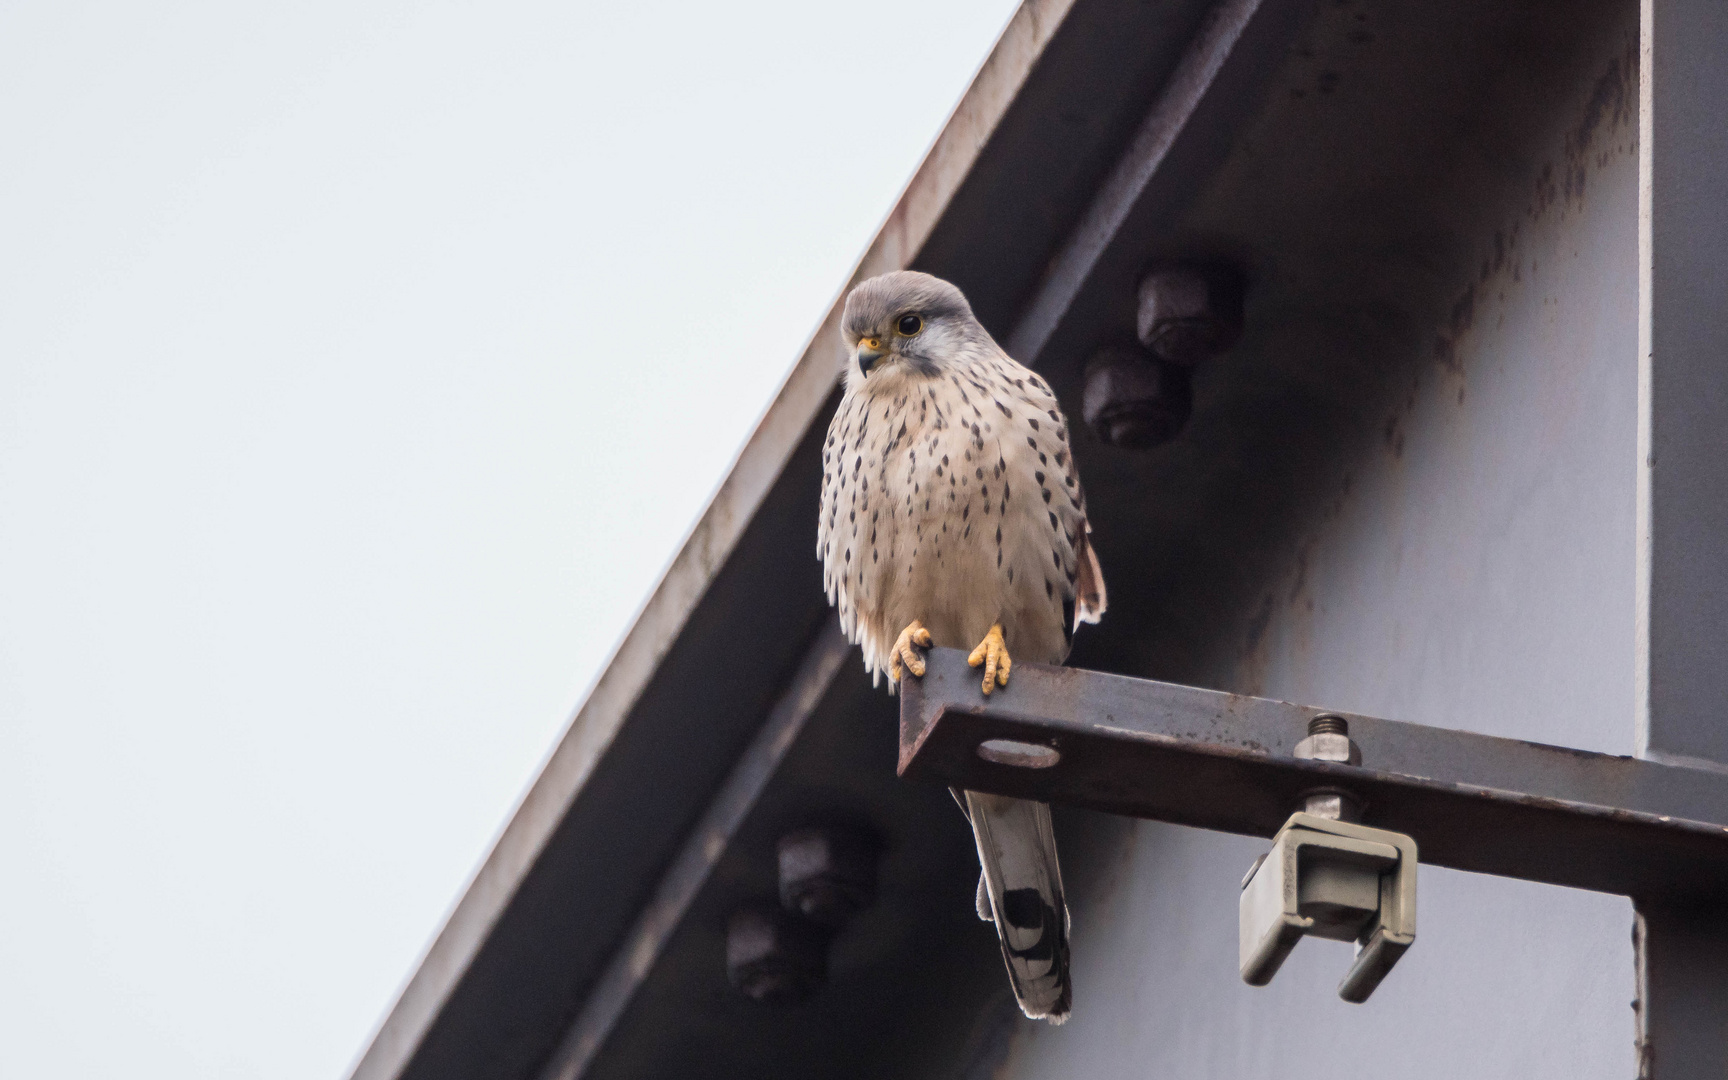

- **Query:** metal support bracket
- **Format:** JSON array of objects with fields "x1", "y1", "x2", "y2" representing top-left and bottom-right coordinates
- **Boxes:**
[
  {"x1": 898, "y1": 648, "x2": 1728, "y2": 905},
  {"x1": 1239, "y1": 813, "x2": 1416, "y2": 1002}
]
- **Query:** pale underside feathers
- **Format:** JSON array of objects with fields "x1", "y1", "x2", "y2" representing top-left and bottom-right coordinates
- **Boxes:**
[{"x1": 817, "y1": 271, "x2": 1106, "y2": 688}]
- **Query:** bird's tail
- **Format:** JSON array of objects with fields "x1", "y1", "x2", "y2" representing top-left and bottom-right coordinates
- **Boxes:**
[{"x1": 962, "y1": 790, "x2": 1072, "y2": 1023}]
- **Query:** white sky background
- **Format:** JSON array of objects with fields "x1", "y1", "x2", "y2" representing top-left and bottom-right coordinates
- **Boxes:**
[{"x1": 0, "y1": 1, "x2": 1021, "y2": 1076}]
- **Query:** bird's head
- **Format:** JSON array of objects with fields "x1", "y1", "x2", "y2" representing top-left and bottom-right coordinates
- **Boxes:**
[{"x1": 841, "y1": 271, "x2": 988, "y2": 385}]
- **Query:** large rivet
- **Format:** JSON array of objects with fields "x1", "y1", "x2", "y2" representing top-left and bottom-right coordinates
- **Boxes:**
[
  {"x1": 776, "y1": 827, "x2": 879, "y2": 928},
  {"x1": 726, "y1": 903, "x2": 829, "y2": 1003},
  {"x1": 1137, "y1": 265, "x2": 1244, "y2": 366},
  {"x1": 1081, "y1": 345, "x2": 1192, "y2": 448}
]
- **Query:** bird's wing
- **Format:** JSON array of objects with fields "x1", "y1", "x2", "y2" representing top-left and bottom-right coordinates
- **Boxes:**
[
  {"x1": 964, "y1": 790, "x2": 1072, "y2": 1023},
  {"x1": 1073, "y1": 522, "x2": 1106, "y2": 627}
]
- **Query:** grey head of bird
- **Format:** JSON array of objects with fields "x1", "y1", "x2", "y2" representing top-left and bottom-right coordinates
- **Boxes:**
[{"x1": 840, "y1": 270, "x2": 995, "y2": 386}]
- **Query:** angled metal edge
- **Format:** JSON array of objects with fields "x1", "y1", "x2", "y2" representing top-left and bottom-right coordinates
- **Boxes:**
[
  {"x1": 538, "y1": 624, "x2": 854, "y2": 1080},
  {"x1": 1005, "y1": 0, "x2": 1309, "y2": 362},
  {"x1": 345, "y1": 4, "x2": 1080, "y2": 1077},
  {"x1": 1006, "y1": 0, "x2": 1268, "y2": 360}
]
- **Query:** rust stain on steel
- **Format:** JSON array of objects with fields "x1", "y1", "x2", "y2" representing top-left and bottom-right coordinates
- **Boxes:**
[{"x1": 901, "y1": 650, "x2": 1728, "y2": 900}]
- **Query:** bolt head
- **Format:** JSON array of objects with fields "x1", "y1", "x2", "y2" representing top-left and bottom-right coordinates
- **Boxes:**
[
  {"x1": 726, "y1": 904, "x2": 829, "y2": 1003},
  {"x1": 1136, "y1": 266, "x2": 1244, "y2": 366},
  {"x1": 777, "y1": 828, "x2": 878, "y2": 927},
  {"x1": 1081, "y1": 347, "x2": 1192, "y2": 448}
]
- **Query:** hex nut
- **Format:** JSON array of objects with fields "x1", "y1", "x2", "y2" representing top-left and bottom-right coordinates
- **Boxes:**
[
  {"x1": 1294, "y1": 715, "x2": 1363, "y2": 822},
  {"x1": 1082, "y1": 346, "x2": 1192, "y2": 448},
  {"x1": 726, "y1": 903, "x2": 829, "y2": 1003},
  {"x1": 1136, "y1": 266, "x2": 1244, "y2": 366},
  {"x1": 777, "y1": 827, "x2": 878, "y2": 927}
]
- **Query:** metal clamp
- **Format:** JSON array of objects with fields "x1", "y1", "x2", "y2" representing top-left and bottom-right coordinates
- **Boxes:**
[{"x1": 1238, "y1": 717, "x2": 1417, "y2": 1003}]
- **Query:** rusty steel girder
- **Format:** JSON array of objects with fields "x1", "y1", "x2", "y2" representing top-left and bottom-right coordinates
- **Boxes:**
[{"x1": 899, "y1": 648, "x2": 1728, "y2": 905}]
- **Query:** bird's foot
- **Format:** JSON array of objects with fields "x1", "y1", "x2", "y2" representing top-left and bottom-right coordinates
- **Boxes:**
[
  {"x1": 889, "y1": 620, "x2": 933, "y2": 683},
  {"x1": 967, "y1": 624, "x2": 1011, "y2": 695}
]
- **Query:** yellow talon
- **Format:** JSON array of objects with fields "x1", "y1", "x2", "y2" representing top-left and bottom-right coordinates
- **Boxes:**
[
  {"x1": 889, "y1": 619, "x2": 933, "y2": 683},
  {"x1": 966, "y1": 623, "x2": 1011, "y2": 695}
]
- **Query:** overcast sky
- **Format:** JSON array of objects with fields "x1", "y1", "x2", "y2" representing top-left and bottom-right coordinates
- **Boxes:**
[{"x1": 0, "y1": 2, "x2": 1020, "y2": 1076}]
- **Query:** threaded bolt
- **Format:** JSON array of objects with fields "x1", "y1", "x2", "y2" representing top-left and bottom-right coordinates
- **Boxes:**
[{"x1": 1308, "y1": 714, "x2": 1349, "y2": 737}]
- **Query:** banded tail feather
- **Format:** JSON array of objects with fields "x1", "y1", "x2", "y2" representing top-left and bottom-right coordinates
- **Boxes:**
[{"x1": 963, "y1": 790, "x2": 1072, "y2": 1022}]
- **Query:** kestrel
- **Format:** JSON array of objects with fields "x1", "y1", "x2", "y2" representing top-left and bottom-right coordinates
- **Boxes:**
[{"x1": 817, "y1": 271, "x2": 1106, "y2": 1022}]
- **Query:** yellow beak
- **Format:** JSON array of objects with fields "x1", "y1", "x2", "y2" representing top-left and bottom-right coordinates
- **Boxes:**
[{"x1": 856, "y1": 337, "x2": 885, "y2": 375}]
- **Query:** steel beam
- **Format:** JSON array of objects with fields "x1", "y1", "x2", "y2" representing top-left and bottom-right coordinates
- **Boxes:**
[
  {"x1": 899, "y1": 649, "x2": 1728, "y2": 905},
  {"x1": 1004, "y1": 0, "x2": 1308, "y2": 364},
  {"x1": 539, "y1": 625, "x2": 852, "y2": 1080},
  {"x1": 1634, "y1": 0, "x2": 1728, "y2": 1071}
]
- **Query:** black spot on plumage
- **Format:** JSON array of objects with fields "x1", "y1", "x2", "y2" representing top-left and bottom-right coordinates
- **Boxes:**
[
  {"x1": 1028, "y1": 418, "x2": 1040, "y2": 430},
  {"x1": 1035, "y1": 471, "x2": 1045, "y2": 485},
  {"x1": 975, "y1": 467, "x2": 983, "y2": 480},
  {"x1": 1042, "y1": 489, "x2": 1052, "y2": 503},
  {"x1": 964, "y1": 523, "x2": 972, "y2": 539},
  {"x1": 1026, "y1": 437, "x2": 1037, "y2": 449},
  {"x1": 1048, "y1": 410, "x2": 1059, "y2": 423},
  {"x1": 1002, "y1": 483, "x2": 1010, "y2": 502},
  {"x1": 1052, "y1": 548, "x2": 1062, "y2": 569},
  {"x1": 995, "y1": 526, "x2": 1002, "y2": 545},
  {"x1": 995, "y1": 400, "x2": 1012, "y2": 417},
  {"x1": 1045, "y1": 579, "x2": 1054, "y2": 599},
  {"x1": 1054, "y1": 451, "x2": 1066, "y2": 466}
]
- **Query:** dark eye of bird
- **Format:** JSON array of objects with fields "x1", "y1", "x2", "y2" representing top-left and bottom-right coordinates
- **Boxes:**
[{"x1": 898, "y1": 314, "x2": 923, "y2": 336}]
